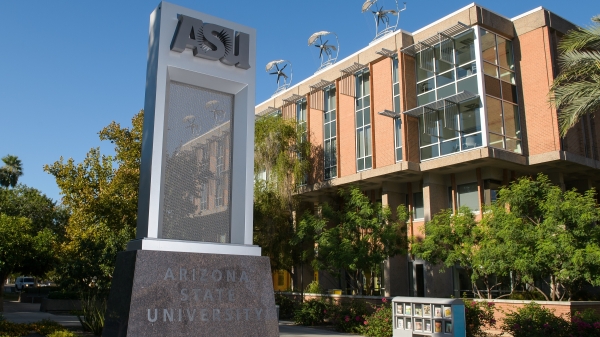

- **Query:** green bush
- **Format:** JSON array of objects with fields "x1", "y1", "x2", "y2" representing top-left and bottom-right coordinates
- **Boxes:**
[
  {"x1": 48, "y1": 291, "x2": 80, "y2": 300},
  {"x1": 74, "y1": 295, "x2": 106, "y2": 335},
  {"x1": 463, "y1": 299, "x2": 496, "y2": 337},
  {"x1": 357, "y1": 298, "x2": 393, "y2": 337},
  {"x1": 47, "y1": 331, "x2": 76, "y2": 337},
  {"x1": 502, "y1": 302, "x2": 570, "y2": 337},
  {"x1": 304, "y1": 281, "x2": 323, "y2": 294},
  {"x1": 326, "y1": 300, "x2": 369, "y2": 333},
  {"x1": 0, "y1": 320, "x2": 32, "y2": 337},
  {"x1": 294, "y1": 299, "x2": 327, "y2": 326},
  {"x1": 30, "y1": 319, "x2": 64, "y2": 335},
  {"x1": 274, "y1": 293, "x2": 299, "y2": 320},
  {"x1": 571, "y1": 309, "x2": 600, "y2": 337}
]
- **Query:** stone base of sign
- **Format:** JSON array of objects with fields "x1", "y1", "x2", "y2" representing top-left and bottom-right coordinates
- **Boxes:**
[{"x1": 102, "y1": 250, "x2": 278, "y2": 337}]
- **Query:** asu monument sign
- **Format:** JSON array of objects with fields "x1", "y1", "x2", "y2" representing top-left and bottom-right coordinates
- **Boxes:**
[{"x1": 102, "y1": 2, "x2": 278, "y2": 336}]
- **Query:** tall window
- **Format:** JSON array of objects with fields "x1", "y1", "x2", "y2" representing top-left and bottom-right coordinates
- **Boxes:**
[
  {"x1": 324, "y1": 87, "x2": 337, "y2": 180},
  {"x1": 215, "y1": 140, "x2": 225, "y2": 207},
  {"x1": 393, "y1": 57, "x2": 402, "y2": 161},
  {"x1": 457, "y1": 182, "x2": 479, "y2": 212},
  {"x1": 415, "y1": 29, "x2": 483, "y2": 160},
  {"x1": 296, "y1": 99, "x2": 308, "y2": 186},
  {"x1": 200, "y1": 183, "x2": 208, "y2": 210},
  {"x1": 413, "y1": 192, "x2": 424, "y2": 220},
  {"x1": 480, "y1": 28, "x2": 522, "y2": 154},
  {"x1": 356, "y1": 70, "x2": 372, "y2": 171}
]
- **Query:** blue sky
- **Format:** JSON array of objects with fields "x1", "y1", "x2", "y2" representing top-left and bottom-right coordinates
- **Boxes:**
[{"x1": 0, "y1": 0, "x2": 596, "y2": 203}]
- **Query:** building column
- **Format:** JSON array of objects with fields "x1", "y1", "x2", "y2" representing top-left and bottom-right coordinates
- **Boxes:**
[
  {"x1": 422, "y1": 173, "x2": 453, "y2": 298},
  {"x1": 382, "y1": 184, "x2": 409, "y2": 296}
]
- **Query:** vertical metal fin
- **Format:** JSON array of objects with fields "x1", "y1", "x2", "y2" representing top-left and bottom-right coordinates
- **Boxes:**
[
  {"x1": 419, "y1": 42, "x2": 435, "y2": 72},
  {"x1": 439, "y1": 33, "x2": 454, "y2": 65},
  {"x1": 443, "y1": 100, "x2": 459, "y2": 131},
  {"x1": 340, "y1": 73, "x2": 356, "y2": 97},
  {"x1": 423, "y1": 107, "x2": 438, "y2": 135},
  {"x1": 310, "y1": 90, "x2": 324, "y2": 110}
]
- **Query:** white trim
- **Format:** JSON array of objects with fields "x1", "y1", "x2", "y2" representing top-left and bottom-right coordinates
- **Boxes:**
[
  {"x1": 510, "y1": 6, "x2": 544, "y2": 21},
  {"x1": 127, "y1": 238, "x2": 261, "y2": 256}
]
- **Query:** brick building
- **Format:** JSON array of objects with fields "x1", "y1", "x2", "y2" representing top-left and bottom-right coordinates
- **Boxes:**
[{"x1": 256, "y1": 4, "x2": 600, "y2": 297}]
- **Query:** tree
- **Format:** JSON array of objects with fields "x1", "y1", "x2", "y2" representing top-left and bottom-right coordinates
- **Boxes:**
[
  {"x1": 0, "y1": 185, "x2": 68, "y2": 235},
  {"x1": 550, "y1": 15, "x2": 600, "y2": 136},
  {"x1": 0, "y1": 214, "x2": 56, "y2": 312},
  {"x1": 253, "y1": 114, "x2": 311, "y2": 283},
  {"x1": 306, "y1": 186, "x2": 409, "y2": 295},
  {"x1": 44, "y1": 111, "x2": 142, "y2": 294},
  {"x1": 0, "y1": 155, "x2": 23, "y2": 188},
  {"x1": 411, "y1": 207, "x2": 510, "y2": 299},
  {"x1": 483, "y1": 174, "x2": 600, "y2": 301}
]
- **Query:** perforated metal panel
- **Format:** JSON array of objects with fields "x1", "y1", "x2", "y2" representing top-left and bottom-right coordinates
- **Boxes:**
[{"x1": 161, "y1": 81, "x2": 233, "y2": 243}]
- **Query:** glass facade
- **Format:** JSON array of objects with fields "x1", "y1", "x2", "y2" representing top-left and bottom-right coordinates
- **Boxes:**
[
  {"x1": 480, "y1": 28, "x2": 522, "y2": 154},
  {"x1": 393, "y1": 57, "x2": 402, "y2": 162},
  {"x1": 415, "y1": 29, "x2": 483, "y2": 160},
  {"x1": 356, "y1": 70, "x2": 372, "y2": 171},
  {"x1": 324, "y1": 87, "x2": 337, "y2": 180}
]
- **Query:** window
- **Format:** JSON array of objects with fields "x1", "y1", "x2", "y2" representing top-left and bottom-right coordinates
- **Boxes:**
[
  {"x1": 457, "y1": 182, "x2": 479, "y2": 212},
  {"x1": 324, "y1": 87, "x2": 337, "y2": 179},
  {"x1": 296, "y1": 99, "x2": 308, "y2": 185},
  {"x1": 392, "y1": 57, "x2": 402, "y2": 162},
  {"x1": 419, "y1": 103, "x2": 482, "y2": 160},
  {"x1": 394, "y1": 118, "x2": 402, "y2": 161},
  {"x1": 215, "y1": 179, "x2": 224, "y2": 207},
  {"x1": 483, "y1": 179, "x2": 502, "y2": 205},
  {"x1": 415, "y1": 29, "x2": 483, "y2": 161},
  {"x1": 413, "y1": 192, "x2": 424, "y2": 219},
  {"x1": 481, "y1": 29, "x2": 522, "y2": 154},
  {"x1": 278, "y1": 271, "x2": 285, "y2": 286},
  {"x1": 356, "y1": 70, "x2": 372, "y2": 171},
  {"x1": 200, "y1": 182, "x2": 208, "y2": 210},
  {"x1": 216, "y1": 140, "x2": 224, "y2": 176}
]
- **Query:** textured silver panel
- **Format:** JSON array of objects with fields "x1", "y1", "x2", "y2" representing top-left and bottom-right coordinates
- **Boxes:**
[{"x1": 162, "y1": 81, "x2": 233, "y2": 243}]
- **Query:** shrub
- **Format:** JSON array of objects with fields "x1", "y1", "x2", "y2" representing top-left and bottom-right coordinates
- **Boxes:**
[
  {"x1": 357, "y1": 298, "x2": 393, "y2": 337},
  {"x1": 570, "y1": 309, "x2": 600, "y2": 337},
  {"x1": 48, "y1": 291, "x2": 80, "y2": 300},
  {"x1": 0, "y1": 320, "x2": 32, "y2": 337},
  {"x1": 502, "y1": 302, "x2": 570, "y2": 337},
  {"x1": 47, "y1": 331, "x2": 77, "y2": 337},
  {"x1": 326, "y1": 300, "x2": 369, "y2": 333},
  {"x1": 464, "y1": 299, "x2": 496, "y2": 337},
  {"x1": 294, "y1": 299, "x2": 327, "y2": 326},
  {"x1": 304, "y1": 281, "x2": 323, "y2": 294},
  {"x1": 74, "y1": 295, "x2": 106, "y2": 335},
  {"x1": 30, "y1": 319, "x2": 64, "y2": 335},
  {"x1": 274, "y1": 293, "x2": 299, "y2": 320}
]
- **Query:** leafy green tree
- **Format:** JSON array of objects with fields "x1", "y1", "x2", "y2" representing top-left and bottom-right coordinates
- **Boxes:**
[
  {"x1": 0, "y1": 155, "x2": 23, "y2": 188},
  {"x1": 411, "y1": 207, "x2": 509, "y2": 298},
  {"x1": 306, "y1": 186, "x2": 409, "y2": 295},
  {"x1": 253, "y1": 114, "x2": 311, "y2": 283},
  {"x1": 0, "y1": 185, "x2": 67, "y2": 235},
  {"x1": 44, "y1": 111, "x2": 142, "y2": 294},
  {"x1": 484, "y1": 174, "x2": 600, "y2": 301},
  {"x1": 550, "y1": 15, "x2": 600, "y2": 136},
  {"x1": 0, "y1": 214, "x2": 56, "y2": 312}
]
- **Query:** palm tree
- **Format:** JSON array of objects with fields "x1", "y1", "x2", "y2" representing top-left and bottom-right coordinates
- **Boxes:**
[
  {"x1": 0, "y1": 155, "x2": 23, "y2": 188},
  {"x1": 550, "y1": 15, "x2": 600, "y2": 137}
]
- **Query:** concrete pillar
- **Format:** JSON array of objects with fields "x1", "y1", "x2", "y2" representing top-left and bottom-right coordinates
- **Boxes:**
[
  {"x1": 382, "y1": 184, "x2": 409, "y2": 296},
  {"x1": 422, "y1": 173, "x2": 453, "y2": 297}
]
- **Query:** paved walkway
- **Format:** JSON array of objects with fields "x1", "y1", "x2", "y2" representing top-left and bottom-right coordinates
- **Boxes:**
[{"x1": 2, "y1": 301, "x2": 355, "y2": 336}]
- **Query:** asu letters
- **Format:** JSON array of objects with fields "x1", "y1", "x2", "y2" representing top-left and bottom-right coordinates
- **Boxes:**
[{"x1": 170, "y1": 14, "x2": 251, "y2": 70}]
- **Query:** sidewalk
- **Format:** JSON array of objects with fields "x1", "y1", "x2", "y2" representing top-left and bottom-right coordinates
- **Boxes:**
[{"x1": 2, "y1": 301, "x2": 355, "y2": 336}]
